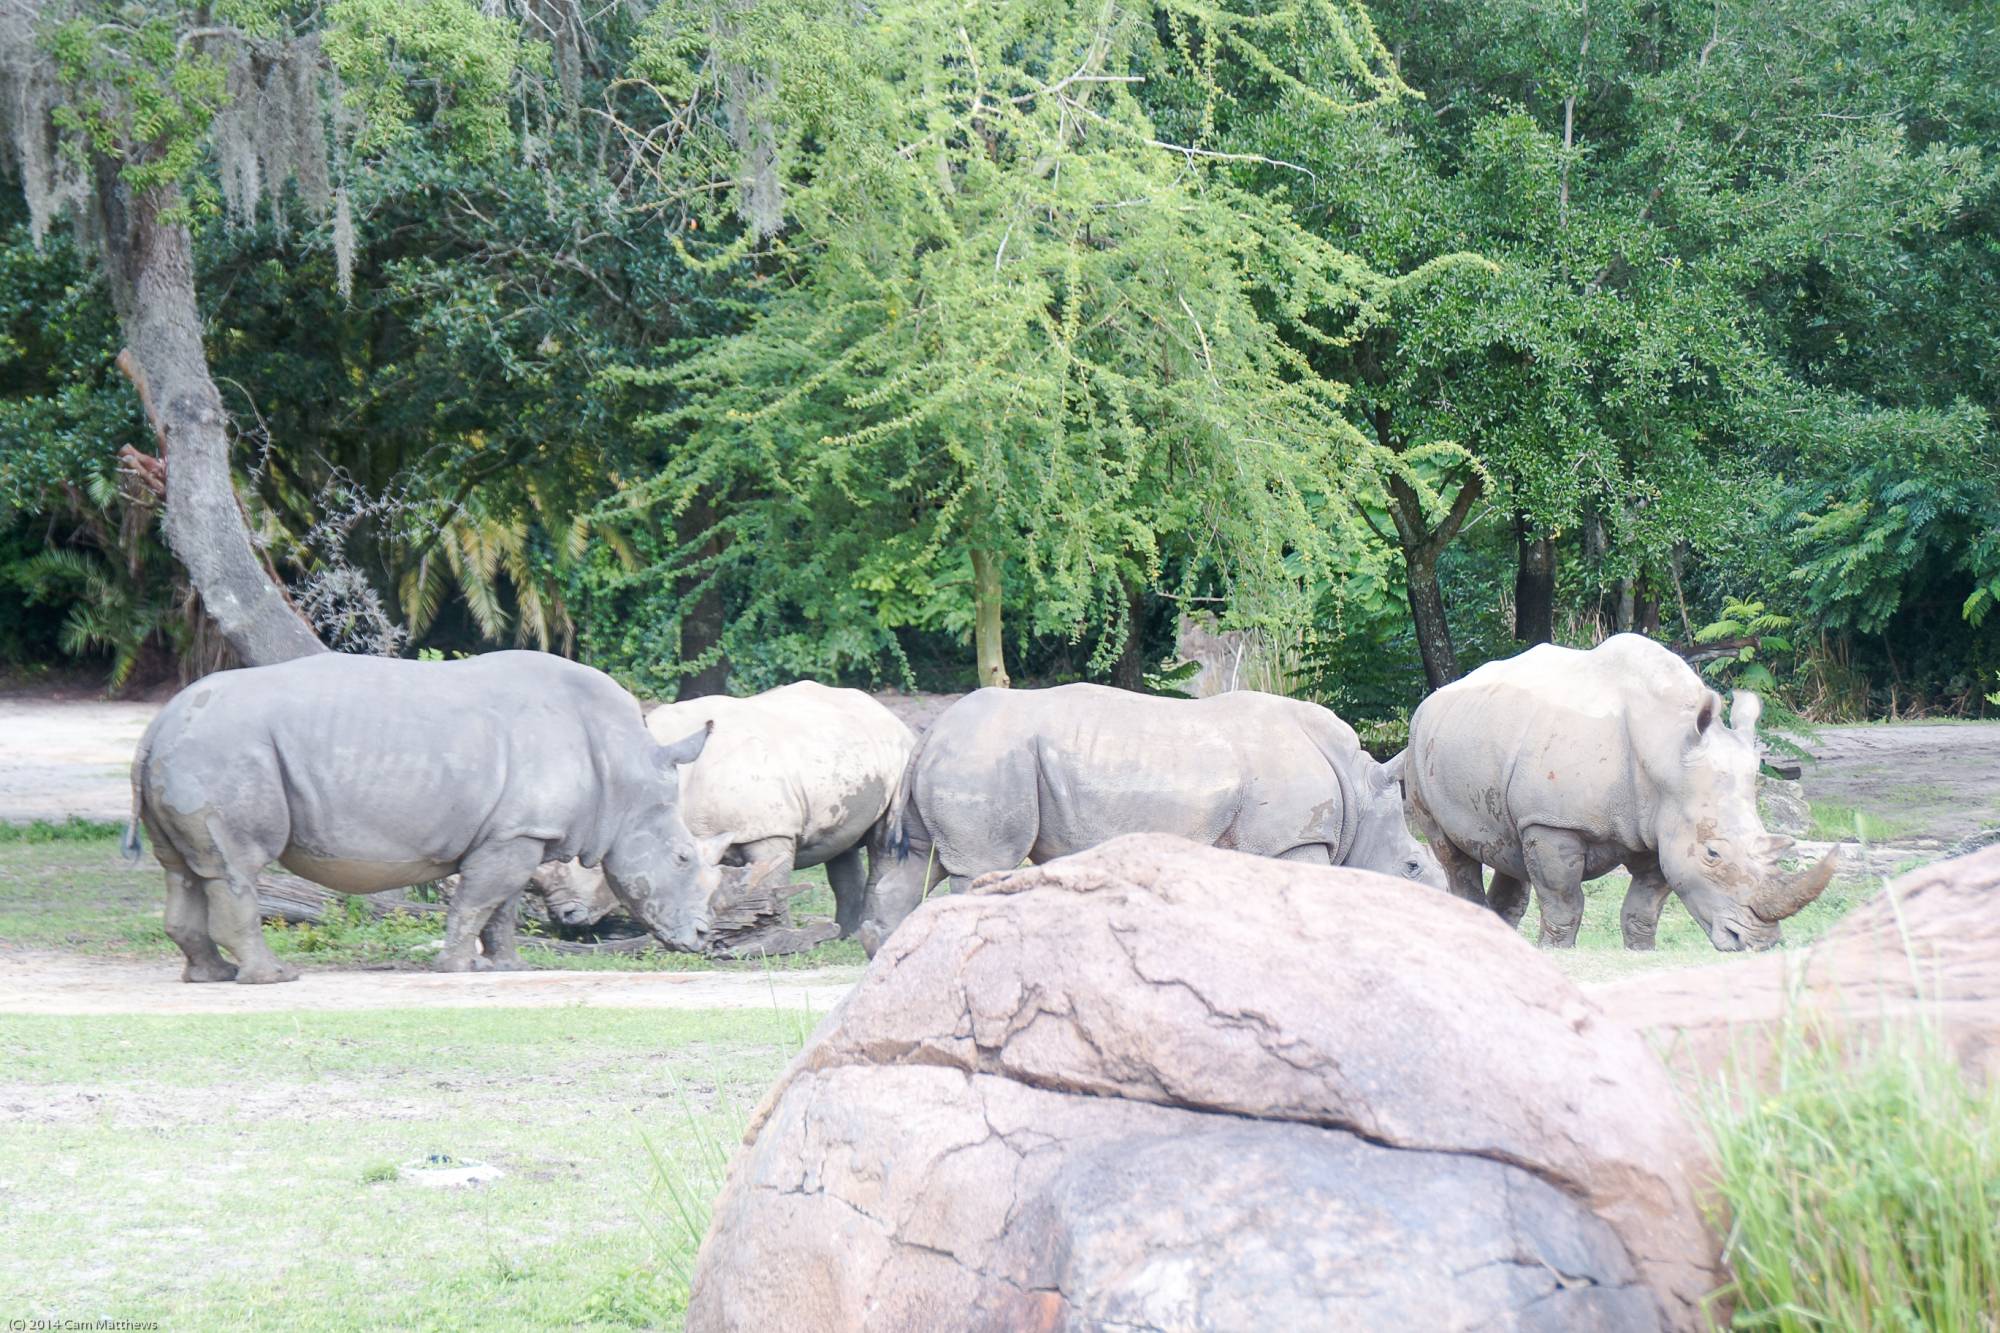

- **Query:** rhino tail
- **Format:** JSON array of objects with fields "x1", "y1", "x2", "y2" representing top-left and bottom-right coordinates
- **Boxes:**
[{"x1": 123, "y1": 714, "x2": 159, "y2": 864}]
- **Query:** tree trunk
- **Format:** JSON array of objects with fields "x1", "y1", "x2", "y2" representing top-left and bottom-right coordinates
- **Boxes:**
[
  {"x1": 1111, "y1": 581, "x2": 1149, "y2": 691},
  {"x1": 969, "y1": 547, "x2": 1009, "y2": 688},
  {"x1": 1513, "y1": 518, "x2": 1555, "y2": 645},
  {"x1": 675, "y1": 491, "x2": 731, "y2": 699},
  {"x1": 98, "y1": 174, "x2": 324, "y2": 667},
  {"x1": 1634, "y1": 577, "x2": 1661, "y2": 637},
  {"x1": 1404, "y1": 551, "x2": 1460, "y2": 690}
]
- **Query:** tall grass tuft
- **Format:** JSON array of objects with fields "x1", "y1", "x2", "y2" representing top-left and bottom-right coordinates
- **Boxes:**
[{"x1": 1704, "y1": 1024, "x2": 2000, "y2": 1331}]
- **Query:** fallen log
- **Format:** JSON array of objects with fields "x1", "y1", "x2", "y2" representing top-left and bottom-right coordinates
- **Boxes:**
[
  {"x1": 255, "y1": 875, "x2": 444, "y2": 925},
  {"x1": 1590, "y1": 844, "x2": 2000, "y2": 1092}
]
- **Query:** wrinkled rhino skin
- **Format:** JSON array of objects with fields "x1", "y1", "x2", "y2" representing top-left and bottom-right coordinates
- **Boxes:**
[
  {"x1": 689, "y1": 835, "x2": 1724, "y2": 1331},
  {"x1": 1406, "y1": 634, "x2": 1836, "y2": 952},
  {"x1": 859, "y1": 684, "x2": 1443, "y2": 951},
  {"x1": 129, "y1": 650, "x2": 714, "y2": 980}
]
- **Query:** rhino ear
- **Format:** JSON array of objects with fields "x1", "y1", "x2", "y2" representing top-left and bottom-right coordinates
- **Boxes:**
[
  {"x1": 696, "y1": 830, "x2": 737, "y2": 865},
  {"x1": 652, "y1": 721, "x2": 713, "y2": 773},
  {"x1": 1374, "y1": 751, "x2": 1407, "y2": 797},
  {"x1": 1730, "y1": 690, "x2": 1764, "y2": 737},
  {"x1": 1690, "y1": 690, "x2": 1721, "y2": 746}
]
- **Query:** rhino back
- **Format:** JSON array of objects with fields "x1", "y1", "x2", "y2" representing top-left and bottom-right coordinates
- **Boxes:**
[
  {"x1": 143, "y1": 652, "x2": 642, "y2": 874},
  {"x1": 916, "y1": 686, "x2": 1346, "y2": 860},
  {"x1": 648, "y1": 682, "x2": 914, "y2": 861},
  {"x1": 1411, "y1": 637, "x2": 1693, "y2": 852}
]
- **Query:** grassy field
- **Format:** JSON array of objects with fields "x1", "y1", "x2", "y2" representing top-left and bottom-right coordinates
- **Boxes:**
[
  {"x1": 0, "y1": 1006, "x2": 803, "y2": 1330},
  {"x1": 0, "y1": 819, "x2": 1963, "y2": 1329}
]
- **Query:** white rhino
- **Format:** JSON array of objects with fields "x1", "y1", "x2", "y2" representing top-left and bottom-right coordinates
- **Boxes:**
[
  {"x1": 859, "y1": 684, "x2": 1445, "y2": 953},
  {"x1": 555, "y1": 681, "x2": 916, "y2": 949},
  {"x1": 127, "y1": 651, "x2": 717, "y2": 981},
  {"x1": 1404, "y1": 633, "x2": 1837, "y2": 951}
]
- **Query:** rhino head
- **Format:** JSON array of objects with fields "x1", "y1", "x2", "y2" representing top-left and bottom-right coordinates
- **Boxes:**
[
  {"x1": 600, "y1": 723, "x2": 736, "y2": 951},
  {"x1": 528, "y1": 859, "x2": 619, "y2": 928},
  {"x1": 1347, "y1": 751, "x2": 1448, "y2": 890},
  {"x1": 1656, "y1": 690, "x2": 1837, "y2": 951}
]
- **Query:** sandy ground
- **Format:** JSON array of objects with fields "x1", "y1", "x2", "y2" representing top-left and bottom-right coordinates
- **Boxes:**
[
  {"x1": 0, "y1": 948, "x2": 855, "y2": 1016},
  {"x1": 0, "y1": 695, "x2": 157, "y2": 825}
]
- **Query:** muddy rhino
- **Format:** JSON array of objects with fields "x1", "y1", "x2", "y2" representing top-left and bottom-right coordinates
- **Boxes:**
[
  {"x1": 127, "y1": 651, "x2": 718, "y2": 981},
  {"x1": 632, "y1": 682, "x2": 917, "y2": 948},
  {"x1": 858, "y1": 684, "x2": 1444, "y2": 953},
  {"x1": 1404, "y1": 633, "x2": 1837, "y2": 951}
]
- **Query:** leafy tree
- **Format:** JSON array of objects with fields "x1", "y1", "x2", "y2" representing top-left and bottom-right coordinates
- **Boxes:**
[
  {"x1": 607, "y1": 0, "x2": 1470, "y2": 689},
  {"x1": 0, "y1": 0, "x2": 529, "y2": 664}
]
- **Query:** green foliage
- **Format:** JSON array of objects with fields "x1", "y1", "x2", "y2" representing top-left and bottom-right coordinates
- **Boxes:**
[
  {"x1": 0, "y1": 817, "x2": 125, "y2": 844},
  {"x1": 608, "y1": 0, "x2": 1480, "y2": 686},
  {"x1": 1705, "y1": 1027, "x2": 2000, "y2": 1330}
]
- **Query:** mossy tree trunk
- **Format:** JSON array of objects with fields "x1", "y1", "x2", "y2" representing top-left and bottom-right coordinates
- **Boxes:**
[{"x1": 970, "y1": 547, "x2": 1009, "y2": 688}]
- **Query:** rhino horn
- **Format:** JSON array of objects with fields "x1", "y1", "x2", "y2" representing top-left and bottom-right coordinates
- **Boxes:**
[{"x1": 1749, "y1": 846, "x2": 1838, "y2": 922}]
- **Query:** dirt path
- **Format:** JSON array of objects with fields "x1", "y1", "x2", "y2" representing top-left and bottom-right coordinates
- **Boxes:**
[
  {"x1": 0, "y1": 948, "x2": 856, "y2": 1016},
  {"x1": 0, "y1": 695, "x2": 157, "y2": 825}
]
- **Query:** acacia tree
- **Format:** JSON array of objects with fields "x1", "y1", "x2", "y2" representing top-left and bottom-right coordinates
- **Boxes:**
[
  {"x1": 0, "y1": 0, "x2": 524, "y2": 665},
  {"x1": 608, "y1": 0, "x2": 1472, "y2": 689}
]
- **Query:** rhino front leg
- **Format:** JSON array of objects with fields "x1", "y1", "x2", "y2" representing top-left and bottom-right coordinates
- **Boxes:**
[
  {"x1": 1520, "y1": 825, "x2": 1588, "y2": 949},
  {"x1": 440, "y1": 839, "x2": 544, "y2": 973},
  {"x1": 826, "y1": 846, "x2": 867, "y2": 937},
  {"x1": 1619, "y1": 857, "x2": 1673, "y2": 951},
  {"x1": 1486, "y1": 873, "x2": 1530, "y2": 930},
  {"x1": 163, "y1": 863, "x2": 236, "y2": 983},
  {"x1": 477, "y1": 892, "x2": 529, "y2": 971}
]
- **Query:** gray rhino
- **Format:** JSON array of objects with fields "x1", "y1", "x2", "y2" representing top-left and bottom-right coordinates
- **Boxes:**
[
  {"x1": 859, "y1": 684, "x2": 1444, "y2": 952},
  {"x1": 126, "y1": 651, "x2": 717, "y2": 981},
  {"x1": 636, "y1": 681, "x2": 916, "y2": 947},
  {"x1": 1404, "y1": 633, "x2": 1837, "y2": 951}
]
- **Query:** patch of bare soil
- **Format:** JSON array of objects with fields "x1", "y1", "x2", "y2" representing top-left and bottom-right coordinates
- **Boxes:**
[
  {"x1": 0, "y1": 695, "x2": 158, "y2": 825},
  {"x1": 0, "y1": 948, "x2": 856, "y2": 1016},
  {"x1": 1803, "y1": 723, "x2": 2000, "y2": 846}
]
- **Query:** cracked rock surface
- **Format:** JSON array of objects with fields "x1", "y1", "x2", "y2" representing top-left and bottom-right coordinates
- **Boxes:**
[{"x1": 688, "y1": 835, "x2": 1722, "y2": 1331}]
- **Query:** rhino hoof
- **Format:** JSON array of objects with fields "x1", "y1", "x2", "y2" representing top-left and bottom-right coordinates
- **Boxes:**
[
  {"x1": 236, "y1": 962, "x2": 300, "y2": 984},
  {"x1": 182, "y1": 960, "x2": 239, "y2": 983},
  {"x1": 434, "y1": 954, "x2": 479, "y2": 974},
  {"x1": 479, "y1": 956, "x2": 530, "y2": 973}
]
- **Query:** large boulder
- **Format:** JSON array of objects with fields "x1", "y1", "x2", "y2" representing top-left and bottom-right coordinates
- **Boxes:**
[
  {"x1": 1593, "y1": 843, "x2": 2000, "y2": 1092},
  {"x1": 688, "y1": 835, "x2": 1724, "y2": 1331}
]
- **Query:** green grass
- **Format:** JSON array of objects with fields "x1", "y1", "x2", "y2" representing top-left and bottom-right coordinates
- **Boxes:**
[
  {"x1": 0, "y1": 1006, "x2": 807, "y2": 1330},
  {"x1": 0, "y1": 833, "x2": 865, "y2": 971},
  {"x1": 0, "y1": 816, "x2": 127, "y2": 843},
  {"x1": 1512, "y1": 868, "x2": 1875, "y2": 985},
  {"x1": 1805, "y1": 801, "x2": 1924, "y2": 844},
  {"x1": 1704, "y1": 1026, "x2": 2000, "y2": 1330}
]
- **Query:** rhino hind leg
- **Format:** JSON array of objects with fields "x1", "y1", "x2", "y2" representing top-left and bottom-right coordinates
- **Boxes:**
[
  {"x1": 439, "y1": 838, "x2": 545, "y2": 973},
  {"x1": 1520, "y1": 825, "x2": 1588, "y2": 949},
  {"x1": 1618, "y1": 858, "x2": 1673, "y2": 952},
  {"x1": 162, "y1": 863, "x2": 236, "y2": 983},
  {"x1": 202, "y1": 868, "x2": 300, "y2": 984},
  {"x1": 826, "y1": 846, "x2": 866, "y2": 936},
  {"x1": 1486, "y1": 873, "x2": 1530, "y2": 930}
]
